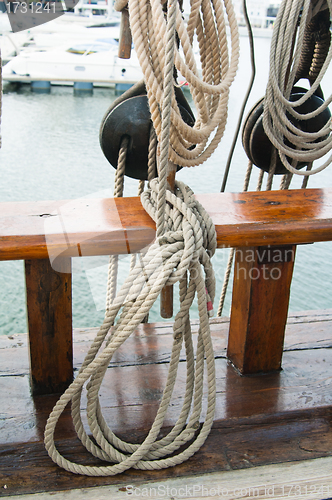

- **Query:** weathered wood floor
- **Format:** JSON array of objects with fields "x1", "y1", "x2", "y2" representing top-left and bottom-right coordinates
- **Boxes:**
[{"x1": 1, "y1": 310, "x2": 332, "y2": 497}]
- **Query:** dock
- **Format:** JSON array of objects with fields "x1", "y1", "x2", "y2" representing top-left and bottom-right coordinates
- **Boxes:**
[{"x1": 2, "y1": 74, "x2": 138, "y2": 91}]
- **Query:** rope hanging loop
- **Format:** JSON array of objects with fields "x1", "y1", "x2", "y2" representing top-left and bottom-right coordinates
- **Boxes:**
[
  {"x1": 128, "y1": 0, "x2": 240, "y2": 170},
  {"x1": 262, "y1": 0, "x2": 332, "y2": 176},
  {"x1": 44, "y1": 0, "x2": 239, "y2": 476},
  {"x1": 44, "y1": 179, "x2": 218, "y2": 476}
]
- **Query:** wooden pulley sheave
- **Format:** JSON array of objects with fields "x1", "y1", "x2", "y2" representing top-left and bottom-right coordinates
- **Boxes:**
[
  {"x1": 242, "y1": 85, "x2": 331, "y2": 174},
  {"x1": 99, "y1": 82, "x2": 195, "y2": 180},
  {"x1": 100, "y1": 0, "x2": 195, "y2": 183},
  {"x1": 242, "y1": 5, "x2": 332, "y2": 175}
]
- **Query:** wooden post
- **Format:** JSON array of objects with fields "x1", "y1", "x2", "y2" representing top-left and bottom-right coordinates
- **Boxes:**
[
  {"x1": 25, "y1": 258, "x2": 73, "y2": 395},
  {"x1": 160, "y1": 162, "x2": 177, "y2": 319},
  {"x1": 118, "y1": 6, "x2": 132, "y2": 59},
  {"x1": 227, "y1": 244, "x2": 296, "y2": 375}
]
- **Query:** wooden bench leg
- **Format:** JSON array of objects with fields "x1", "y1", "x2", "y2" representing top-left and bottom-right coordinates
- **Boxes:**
[
  {"x1": 25, "y1": 258, "x2": 73, "y2": 395},
  {"x1": 227, "y1": 245, "x2": 296, "y2": 375}
]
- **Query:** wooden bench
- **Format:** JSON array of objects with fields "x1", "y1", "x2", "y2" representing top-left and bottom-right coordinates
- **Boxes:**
[{"x1": 1, "y1": 188, "x2": 332, "y2": 395}]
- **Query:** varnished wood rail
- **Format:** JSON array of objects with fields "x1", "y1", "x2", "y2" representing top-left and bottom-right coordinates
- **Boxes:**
[
  {"x1": 1, "y1": 188, "x2": 332, "y2": 394},
  {"x1": 0, "y1": 188, "x2": 332, "y2": 261}
]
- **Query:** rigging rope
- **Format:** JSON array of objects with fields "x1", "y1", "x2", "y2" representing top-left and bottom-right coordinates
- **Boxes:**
[
  {"x1": 129, "y1": 0, "x2": 239, "y2": 169},
  {"x1": 44, "y1": 0, "x2": 238, "y2": 475},
  {"x1": 217, "y1": 0, "x2": 332, "y2": 316},
  {"x1": 263, "y1": 0, "x2": 332, "y2": 176}
]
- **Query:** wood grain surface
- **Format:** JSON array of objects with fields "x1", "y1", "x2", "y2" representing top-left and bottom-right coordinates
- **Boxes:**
[
  {"x1": 1, "y1": 312, "x2": 332, "y2": 496},
  {"x1": 25, "y1": 258, "x2": 73, "y2": 395},
  {"x1": 228, "y1": 245, "x2": 296, "y2": 374},
  {"x1": 0, "y1": 188, "x2": 331, "y2": 261}
]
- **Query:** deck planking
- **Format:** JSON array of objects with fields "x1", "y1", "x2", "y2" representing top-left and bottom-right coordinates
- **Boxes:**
[
  {"x1": 6, "y1": 456, "x2": 332, "y2": 500},
  {"x1": 0, "y1": 311, "x2": 332, "y2": 496}
]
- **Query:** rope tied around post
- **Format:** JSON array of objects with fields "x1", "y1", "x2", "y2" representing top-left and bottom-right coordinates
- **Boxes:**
[
  {"x1": 44, "y1": 179, "x2": 217, "y2": 476},
  {"x1": 44, "y1": 0, "x2": 238, "y2": 475}
]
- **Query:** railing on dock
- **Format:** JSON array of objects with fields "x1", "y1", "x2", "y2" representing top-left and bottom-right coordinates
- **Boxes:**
[{"x1": 1, "y1": 188, "x2": 332, "y2": 395}]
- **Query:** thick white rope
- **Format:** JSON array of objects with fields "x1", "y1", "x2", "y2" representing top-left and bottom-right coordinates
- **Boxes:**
[
  {"x1": 45, "y1": 0, "x2": 236, "y2": 475},
  {"x1": 263, "y1": 0, "x2": 332, "y2": 176},
  {"x1": 106, "y1": 132, "x2": 156, "y2": 318},
  {"x1": 44, "y1": 179, "x2": 217, "y2": 475},
  {"x1": 105, "y1": 138, "x2": 127, "y2": 311},
  {"x1": 128, "y1": 0, "x2": 239, "y2": 168}
]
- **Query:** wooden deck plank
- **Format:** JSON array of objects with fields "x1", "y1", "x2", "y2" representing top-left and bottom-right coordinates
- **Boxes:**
[
  {"x1": 1, "y1": 311, "x2": 332, "y2": 496},
  {"x1": 4, "y1": 455, "x2": 332, "y2": 500},
  {"x1": 2, "y1": 349, "x2": 332, "y2": 446},
  {"x1": 0, "y1": 188, "x2": 332, "y2": 261},
  {"x1": 1, "y1": 311, "x2": 331, "y2": 377},
  {"x1": 1, "y1": 407, "x2": 332, "y2": 496},
  {"x1": 2, "y1": 350, "x2": 332, "y2": 445}
]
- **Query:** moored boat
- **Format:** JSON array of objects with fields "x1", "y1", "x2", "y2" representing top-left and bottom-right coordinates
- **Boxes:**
[{"x1": 2, "y1": 37, "x2": 143, "y2": 88}]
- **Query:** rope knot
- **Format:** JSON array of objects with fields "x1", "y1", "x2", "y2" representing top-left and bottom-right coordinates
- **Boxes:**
[
  {"x1": 45, "y1": 177, "x2": 218, "y2": 476},
  {"x1": 141, "y1": 179, "x2": 216, "y2": 290}
]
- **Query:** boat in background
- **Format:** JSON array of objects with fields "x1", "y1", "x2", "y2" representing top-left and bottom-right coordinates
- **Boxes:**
[
  {"x1": 2, "y1": 37, "x2": 143, "y2": 89},
  {"x1": 73, "y1": 0, "x2": 113, "y2": 18},
  {"x1": 0, "y1": 2, "x2": 121, "y2": 62},
  {"x1": 0, "y1": 2, "x2": 138, "y2": 89}
]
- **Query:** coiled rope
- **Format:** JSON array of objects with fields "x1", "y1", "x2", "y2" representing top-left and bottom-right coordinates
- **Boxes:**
[
  {"x1": 44, "y1": 0, "x2": 238, "y2": 475},
  {"x1": 129, "y1": 0, "x2": 240, "y2": 169},
  {"x1": 217, "y1": 0, "x2": 332, "y2": 316},
  {"x1": 263, "y1": 0, "x2": 332, "y2": 176}
]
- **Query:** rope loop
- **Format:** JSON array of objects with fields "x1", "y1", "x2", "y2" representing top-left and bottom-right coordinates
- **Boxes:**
[
  {"x1": 44, "y1": 178, "x2": 217, "y2": 476},
  {"x1": 262, "y1": 0, "x2": 332, "y2": 176},
  {"x1": 44, "y1": 0, "x2": 234, "y2": 476},
  {"x1": 128, "y1": 0, "x2": 239, "y2": 168}
]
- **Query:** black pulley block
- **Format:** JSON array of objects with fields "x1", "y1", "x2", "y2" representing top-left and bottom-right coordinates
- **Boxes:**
[
  {"x1": 100, "y1": 89, "x2": 195, "y2": 181},
  {"x1": 242, "y1": 87, "x2": 331, "y2": 175}
]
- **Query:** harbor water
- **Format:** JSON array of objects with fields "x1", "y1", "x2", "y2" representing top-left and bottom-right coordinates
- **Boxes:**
[{"x1": 0, "y1": 35, "x2": 331, "y2": 336}]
